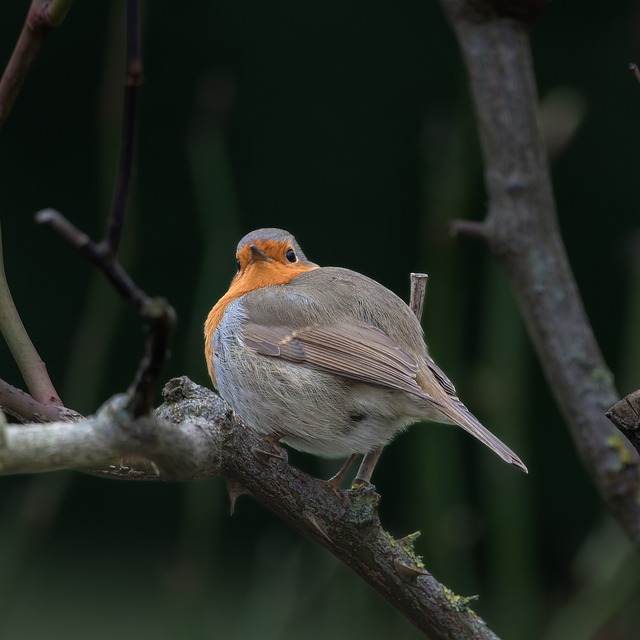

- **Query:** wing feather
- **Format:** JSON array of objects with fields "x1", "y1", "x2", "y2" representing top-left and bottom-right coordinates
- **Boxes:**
[{"x1": 242, "y1": 321, "x2": 441, "y2": 405}]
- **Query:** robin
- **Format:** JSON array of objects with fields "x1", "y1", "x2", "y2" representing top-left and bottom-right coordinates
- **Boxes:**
[{"x1": 204, "y1": 228, "x2": 527, "y2": 486}]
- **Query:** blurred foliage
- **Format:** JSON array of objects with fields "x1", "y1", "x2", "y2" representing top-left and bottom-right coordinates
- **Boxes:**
[{"x1": 1, "y1": 1, "x2": 640, "y2": 639}]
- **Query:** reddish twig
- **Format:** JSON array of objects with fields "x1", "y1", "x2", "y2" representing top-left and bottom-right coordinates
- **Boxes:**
[
  {"x1": 0, "y1": 0, "x2": 73, "y2": 129},
  {"x1": 0, "y1": 377, "x2": 80, "y2": 423}
]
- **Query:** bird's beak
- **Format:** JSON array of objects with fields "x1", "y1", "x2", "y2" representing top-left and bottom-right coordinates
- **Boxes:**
[{"x1": 249, "y1": 244, "x2": 272, "y2": 263}]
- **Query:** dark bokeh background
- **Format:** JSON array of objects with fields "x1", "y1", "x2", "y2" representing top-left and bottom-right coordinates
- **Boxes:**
[{"x1": 2, "y1": 2, "x2": 640, "y2": 639}]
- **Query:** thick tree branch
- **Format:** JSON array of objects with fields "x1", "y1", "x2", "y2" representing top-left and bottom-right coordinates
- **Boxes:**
[
  {"x1": 0, "y1": 376, "x2": 499, "y2": 639},
  {"x1": 441, "y1": 0, "x2": 640, "y2": 546}
]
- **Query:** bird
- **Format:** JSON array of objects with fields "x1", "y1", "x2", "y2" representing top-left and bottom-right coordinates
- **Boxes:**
[{"x1": 204, "y1": 227, "x2": 527, "y2": 486}]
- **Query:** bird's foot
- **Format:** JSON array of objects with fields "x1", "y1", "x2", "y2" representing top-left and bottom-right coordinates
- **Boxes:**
[
  {"x1": 252, "y1": 432, "x2": 288, "y2": 469},
  {"x1": 319, "y1": 453, "x2": 358, "y2": 507}
]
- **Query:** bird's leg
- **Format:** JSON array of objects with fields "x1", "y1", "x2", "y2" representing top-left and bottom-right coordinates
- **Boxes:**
[
  {"x1": 325, "y1": 453, "x2": 358, "y2": 491},
  {"x1": 354, "y1": 447, "x2": 383, "y2": 484}
]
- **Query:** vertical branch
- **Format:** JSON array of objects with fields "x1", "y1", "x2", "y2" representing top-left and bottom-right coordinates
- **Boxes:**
[
  {"x1": 440, "y1": 0, "x2": 640, "y2": 547},
  {"x1": 105, "y1": 0, "x2": 142, "y2": 256},
  {"x1": 409, "y1": 272, "x2": 428, "y2": 321}
]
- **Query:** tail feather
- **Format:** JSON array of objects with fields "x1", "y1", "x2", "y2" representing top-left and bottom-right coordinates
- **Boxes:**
[
  {"x1": 446, "y1": 400, "x2": 528, "y2": 473},
  {"x1": 422, "y1": 359, "x2": 527, "y2": 472}
]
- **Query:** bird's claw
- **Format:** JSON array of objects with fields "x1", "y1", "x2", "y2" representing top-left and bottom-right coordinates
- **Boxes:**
[{"x1": 252, "y1": 433, "x2": 288, "y2": 470}]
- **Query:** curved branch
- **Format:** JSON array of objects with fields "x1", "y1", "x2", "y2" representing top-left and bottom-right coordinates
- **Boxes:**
[
  {"x1": 0, "y1": 377, "x2": 499, "y2": 640},
  {"x1": 0, "y1": 223, "x2": 61, "y2": 405},
  {"x1": 440, "y1": 0, "x2": 640, "y2": 546},
  {"x1": 0, "y1": 0, "x2": 73, "y2": 129}
]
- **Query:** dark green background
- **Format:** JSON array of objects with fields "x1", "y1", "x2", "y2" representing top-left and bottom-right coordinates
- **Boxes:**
[{"x1": 1, "y1": 2, "x2": 640, "y2": 638}]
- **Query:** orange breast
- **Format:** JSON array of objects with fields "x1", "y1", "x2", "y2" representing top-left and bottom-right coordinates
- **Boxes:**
[{"x1": 204, "y1": 260, "x2": 318, "y2": 386}]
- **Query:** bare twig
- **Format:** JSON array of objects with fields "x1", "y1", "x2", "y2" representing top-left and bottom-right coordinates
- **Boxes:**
[
  {"x1": 33, "y1": 3, "x2": 172, "y2": 417},
  {"x1": 36, "y1": 209, "x2": 175, "y2": 416},
  {"x1": 0, "y1": 376, "x2": 499, "y2": 639},
  {"x1": 450, "y1": 219, "x2": 487, "y2": 240},
  {"x1": 0, "y1": 377, "x2": 80, "y2": 423},
  {"x1": 409, "y1": 273, "x2": 428, "y2": 321},
  {"x1": 0, "y1": 223, "x2": 61, "y2": 405},
  {"x1": 105, "y1": 0, "x2": 142, "y2": 256},
  {"x1": 0, "y1": 0, "x2": 73, "y2": 129},
  {"x1": 36, "y1": 209, "x2": 147, "y2": 308},
  {"x1": 440, "y1": 0, "x2": 640, "y2": 546}
]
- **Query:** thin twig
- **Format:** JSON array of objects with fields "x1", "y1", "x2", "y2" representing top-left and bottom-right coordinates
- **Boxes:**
[
  {"x1": 409, "y1": 273, "x2": 428, "y2": 322},
  {"x1": 36, "y1": 209, "x2": 147, "y2": 309},
  {"x1": 105, "y1": 0, "x2": 143, "y2": 256},
  {"x1": 0, "y1": 0, "x2": 73, "y2": 129},
  {"x1": 36, "y1": 209, "x2": 175, "y2": 416},
  {"x1": 33, "y1": 5, "x2": 171, "y2": 418},
  {"x1": 0, "y1": 223, "x2": 61, "y2": 405},
  {"x1": 451, "y1": 219, "x2": 487, "y2": 239},
  {"x1": 0, "y1": 377, "x2": 80, "y2": 423}
]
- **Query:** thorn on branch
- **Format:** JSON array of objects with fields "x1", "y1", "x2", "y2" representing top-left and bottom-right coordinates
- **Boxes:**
[
  {"x1": 225, "y1": 478, "x2": 251, "y2": 515},
  {"x1": 394, "y1": 558, "x2": 429, "y2": 580},
  {"x1": 303, "y1": 511, "x2": 332, "y2": 543}
]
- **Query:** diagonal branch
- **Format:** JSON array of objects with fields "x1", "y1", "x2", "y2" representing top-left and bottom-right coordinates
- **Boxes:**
[
  {"x1": 0, "y1": 0, "x2": 73, "y2": 129},
  {"x1": 31, "y1": 0, "x2": 173, "y2": 418},
  {"x1": 440, "y1": 0, "x2": 640, "y2": 546},
  {"x1": 0, "y1": 376, "x2": 499, "y2": 640},
  {"x1": 0, "y1": 377, "x2": 80, "y2": 423},
  {"x1": 0, "y1": 223, "x2": 61, "y2": 405},
  {"x1": 36, "y1": 209, "x2": 176, "y2": 417}
]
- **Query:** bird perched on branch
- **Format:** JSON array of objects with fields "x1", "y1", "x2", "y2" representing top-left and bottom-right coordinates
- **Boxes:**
[{"x1": 204, "y1": 228, "x2": 527, "y2": 486}]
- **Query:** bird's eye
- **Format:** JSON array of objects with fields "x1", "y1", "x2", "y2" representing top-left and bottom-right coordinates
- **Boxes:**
[
  {"x1": 285, "y1": 248, "x2": 297, "y2": 263},
  {"x1": 236, "y1": 258, "x2": 241, "y2": 272}
]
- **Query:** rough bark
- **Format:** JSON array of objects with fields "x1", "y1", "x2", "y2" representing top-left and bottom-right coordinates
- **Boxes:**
[
  {"x1": 0, "y1": 377, "x2": 499, "y2": 640},
  {"x1": 441, "y1": 0, "x2": 640, "y2": 546}
]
